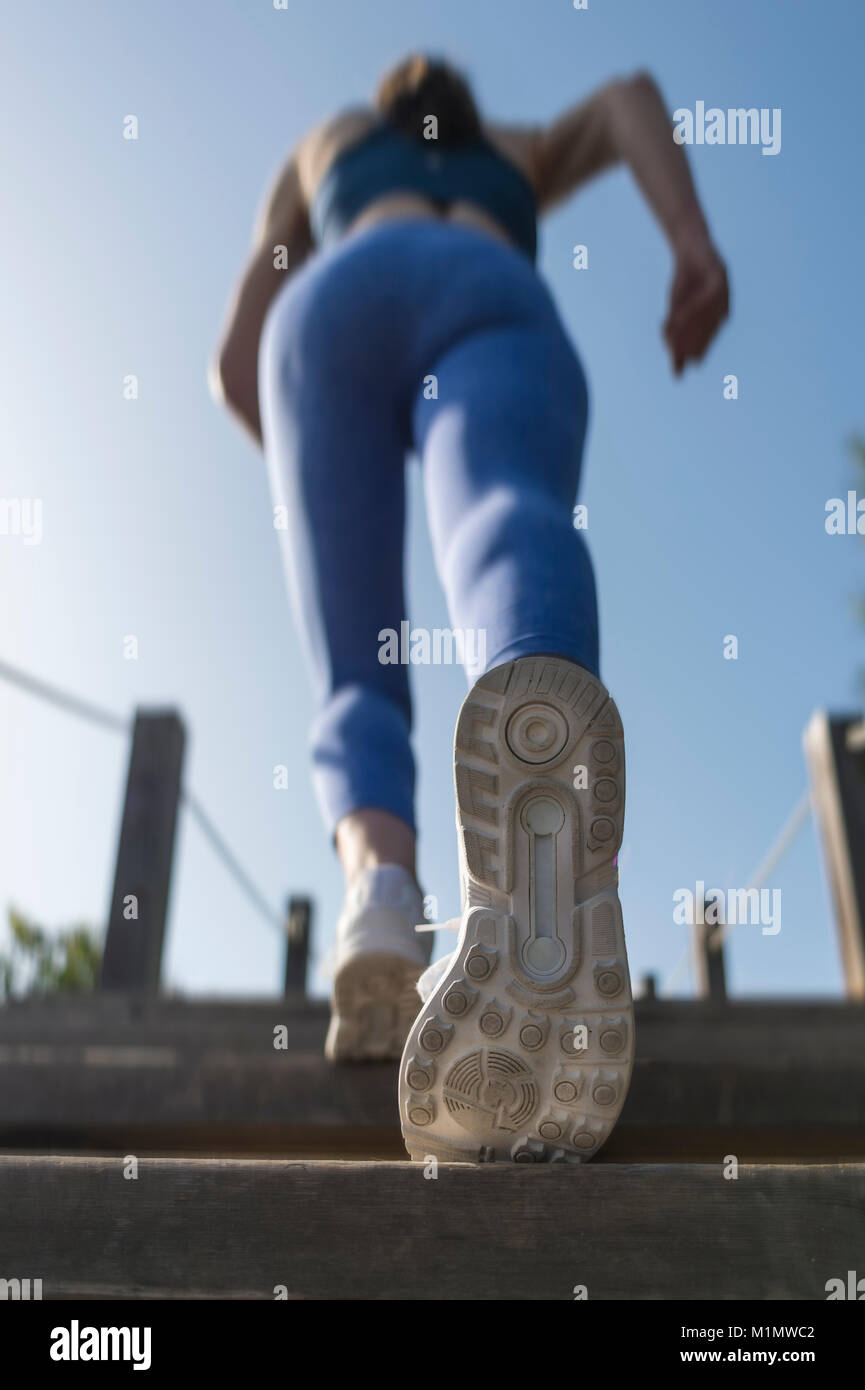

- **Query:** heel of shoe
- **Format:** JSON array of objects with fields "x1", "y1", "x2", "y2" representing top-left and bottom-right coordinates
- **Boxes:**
[{"x1": 327, "y1": 950, "x2": 425, "y2": 1062}]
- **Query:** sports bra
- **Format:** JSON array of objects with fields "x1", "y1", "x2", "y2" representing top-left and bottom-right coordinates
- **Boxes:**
[{"x1": 309, "y1": 121, "x2": 538, "y2": 262}]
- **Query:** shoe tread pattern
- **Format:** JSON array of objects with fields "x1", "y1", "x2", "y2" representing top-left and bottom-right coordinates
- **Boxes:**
[{"x1": 400, "y1": 657, "x2": 632, "y2": 1163}]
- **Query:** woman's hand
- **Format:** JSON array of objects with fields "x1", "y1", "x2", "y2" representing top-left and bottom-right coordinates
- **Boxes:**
[{"x1": 663, "y1": 231, "x2": 729, "y2": 376}]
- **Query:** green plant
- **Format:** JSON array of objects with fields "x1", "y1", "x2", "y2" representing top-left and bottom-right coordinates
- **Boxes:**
[{"x1": 0, "y1": 908, "x2": 101, "y2": 998}]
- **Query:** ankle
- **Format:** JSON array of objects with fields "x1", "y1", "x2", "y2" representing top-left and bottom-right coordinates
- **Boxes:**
[{"x1": 336, "y1": 808, "x2": 417, "y2": 889}]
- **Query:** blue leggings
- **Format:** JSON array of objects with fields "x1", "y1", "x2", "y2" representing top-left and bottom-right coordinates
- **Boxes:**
[{"x1": 259, "y1": 218, "x2": 597, "y2": 836}]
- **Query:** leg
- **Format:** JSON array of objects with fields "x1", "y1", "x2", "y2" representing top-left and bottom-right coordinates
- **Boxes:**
[
  {"x1": 335, "y1": 809, "x2": 417, "y2": 889},
  {"x1": 399, "y1": 268, "x2": 631, "y2": 1161},
  {"x1": 259, "y1": 264, "x2": 417, "y2": 846},
  {"x1": 413, "y1": 314, "x2": 597, "y2": 681},
  {"x1": 259, "y1": 249, "x2": 431, "y2": 1059}
]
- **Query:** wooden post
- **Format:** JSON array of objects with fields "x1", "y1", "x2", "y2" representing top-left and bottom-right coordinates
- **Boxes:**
[
  {"x1": 691, "y1": 892, "x2": 727, "y2": 1001},
  {"x1": 100, "y1": 709, "x2": 186, "y2": 994},
  {"x1": 283, "y1": 896, "x2": 312, "y2": 996},
  {"x1": 804, "y1": 711, "x2": 865, "y2": 999}
]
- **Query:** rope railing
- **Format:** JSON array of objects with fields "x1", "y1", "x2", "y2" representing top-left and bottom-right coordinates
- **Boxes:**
[
  {"x1": 0, "y1": 655, "x2": 285, "y2": 938},
  {"x1": 660, "y1": 789, "x2": 812, "y2": 996}
]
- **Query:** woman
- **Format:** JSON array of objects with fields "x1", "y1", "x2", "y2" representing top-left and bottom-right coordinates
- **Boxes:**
[{"x1": 213, "y1": 55, "x2": 728, "y2": 1163}]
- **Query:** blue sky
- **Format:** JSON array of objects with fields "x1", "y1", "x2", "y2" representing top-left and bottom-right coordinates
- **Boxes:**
[{"x1": 1, "y1": 0, "x2": 863, "y2": 999}]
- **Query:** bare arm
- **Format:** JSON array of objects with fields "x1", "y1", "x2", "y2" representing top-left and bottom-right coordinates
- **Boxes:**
[
  {"x1": 530, "y1": 73, "x2": 729, "y2": 374},
  {"x1": 211, "y1": 154, "x2": 313, "y2": 445}
]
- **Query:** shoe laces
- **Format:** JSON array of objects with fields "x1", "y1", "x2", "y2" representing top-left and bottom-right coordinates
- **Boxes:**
[
  {"x1": 413, "y1": 916, "x2": 461, "y2": 935},
  {"x1": 413, "y1": 917, "x2": 462, "y2": 1001}
]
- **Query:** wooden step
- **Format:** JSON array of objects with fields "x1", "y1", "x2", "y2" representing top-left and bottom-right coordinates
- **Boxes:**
[
  {"x1": 1, "y1": 1155, "x2": 862, "y2": 1300},
  {"x1": 1, "y1": 996, "x2": 864, "y2": 1159}
]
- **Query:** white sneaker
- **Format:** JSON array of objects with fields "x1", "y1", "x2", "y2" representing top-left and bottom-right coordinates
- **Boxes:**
[
  {"x1": 325, "y1": 864, "x2": 432, "y2": 1062},
  {"x1": 399, "y1": 655, "x2": 633, "y2": 1163}
]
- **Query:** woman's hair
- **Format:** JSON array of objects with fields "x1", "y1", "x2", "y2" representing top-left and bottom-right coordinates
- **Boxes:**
[{"x1": 375, "y1": 54, "x2": 482, "y2": 146}]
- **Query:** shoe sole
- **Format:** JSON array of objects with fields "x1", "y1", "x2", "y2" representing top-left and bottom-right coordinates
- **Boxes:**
[
  {"x1": 399, "y1": 656, "x2": 631, "y2": 1163},
  {"x1": 326, "y1": 950, "x2": 427, "y2": 1062}
]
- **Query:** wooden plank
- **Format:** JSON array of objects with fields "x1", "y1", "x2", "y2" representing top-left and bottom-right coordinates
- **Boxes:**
[
  {"x1": 100, "y1": 711, "x2": 185, "y2": 993},
  {"x1": 1, "y1": 1055, "x2": 863, "y2": 1147},
  {"x1": 804, "y1": 711, "x2": 865, "y2": 997},
  {"x1": 1, "y1": 998, "x2": 865, "y2": 1148},
  {"x1": 3, "y1": 993, "x2": 864, "y2": 1055},
  {"x1": 0, "y1": 1155, "x2": 862, "y2": 1300},
  {"x1": 0, "y1": 994, "x2": 329, "y2": 1043},
  {"x1": 5, "y1": 1124, "x2": 865, "y2": 1165}
]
